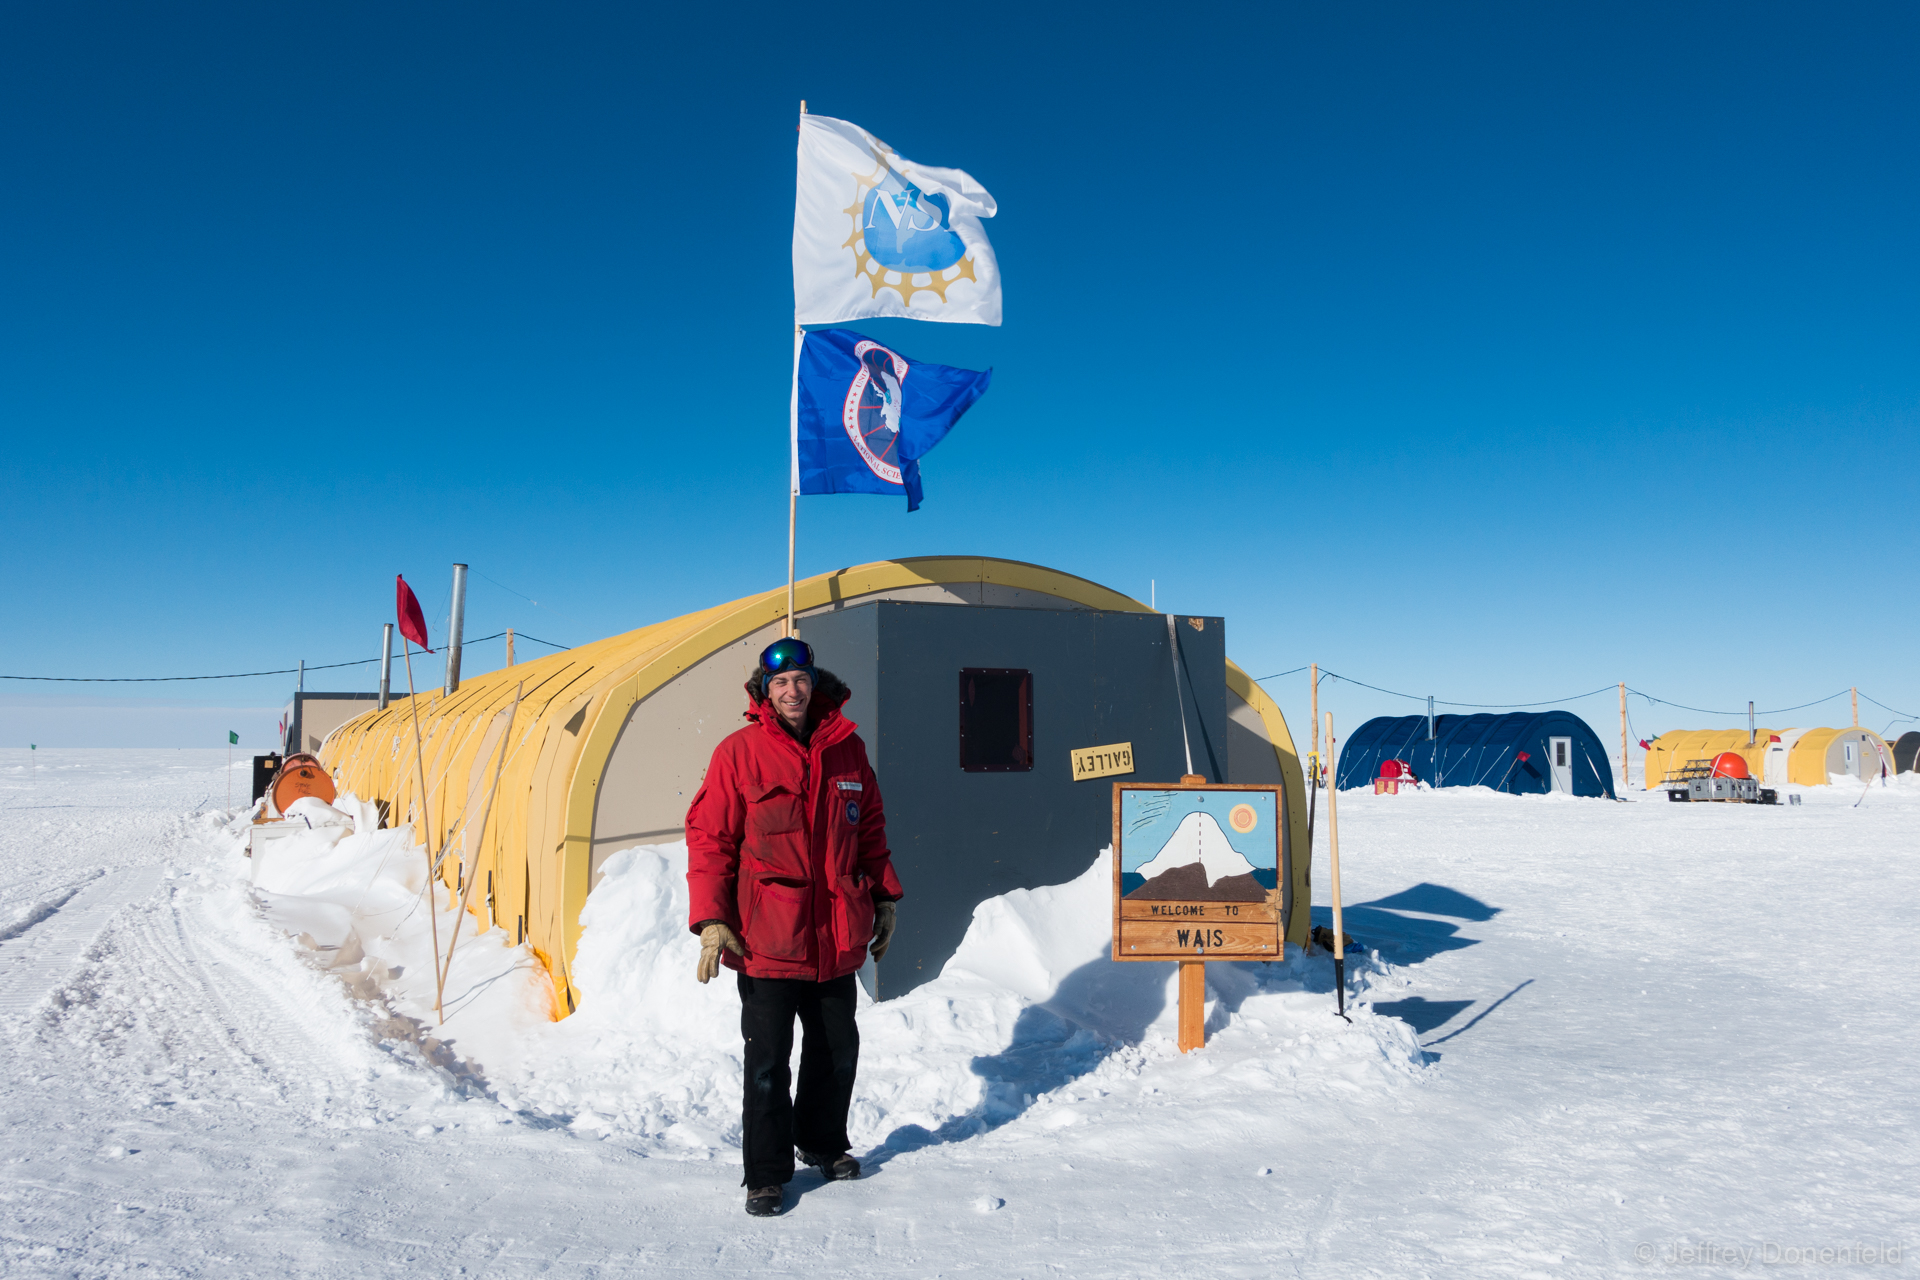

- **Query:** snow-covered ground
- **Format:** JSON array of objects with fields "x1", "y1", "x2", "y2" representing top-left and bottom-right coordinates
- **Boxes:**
[{"x1": 0, "y1": 748, "x2": 1913, "y2": 1277}]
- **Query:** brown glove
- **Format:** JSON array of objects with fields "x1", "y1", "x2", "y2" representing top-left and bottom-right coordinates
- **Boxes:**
[
  {"x1": 870, "y1": 901, "x2": 897, "y2": 961},
  {"x1": 696, "y1": 922, "x2": 744, "y2": 984}
]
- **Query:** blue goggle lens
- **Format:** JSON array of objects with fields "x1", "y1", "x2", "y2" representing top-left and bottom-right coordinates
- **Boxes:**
[{"x1": 760, "y1": 638, "x2": 814, "y2": 674}]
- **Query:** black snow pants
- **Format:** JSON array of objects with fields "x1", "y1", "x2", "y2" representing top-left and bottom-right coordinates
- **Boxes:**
[{"x1": 737, "y1": 972, "x2": 861, "y2": 1188}]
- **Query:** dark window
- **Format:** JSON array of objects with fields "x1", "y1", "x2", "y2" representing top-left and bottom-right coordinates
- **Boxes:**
[{"x1": 959, "y1": 668, "x2": 1033, "y2": 771}]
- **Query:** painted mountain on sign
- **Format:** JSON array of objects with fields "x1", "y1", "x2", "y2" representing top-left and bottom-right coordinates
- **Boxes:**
[{"x1": 1124, "y1": 811, "x2": 1268, "y2": 902}]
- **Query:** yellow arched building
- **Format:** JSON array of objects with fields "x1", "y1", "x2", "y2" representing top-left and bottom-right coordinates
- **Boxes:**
[
  {"x1": 1644, "y1": 726, "x2": 1892, "y2": 789},
  {"x1": 320, "y1": 557, "x2": 1310, "y2": 1015}
]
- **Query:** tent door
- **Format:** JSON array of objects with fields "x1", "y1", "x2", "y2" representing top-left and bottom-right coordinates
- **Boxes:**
[{"x1": 1549, "y1": 737, "x2": 1573, "y2": 793}]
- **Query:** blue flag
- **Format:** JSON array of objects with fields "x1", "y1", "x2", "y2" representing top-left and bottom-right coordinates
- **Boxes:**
[{"x1": 795, "y1": 328, "x2": 991, "y2": 511}]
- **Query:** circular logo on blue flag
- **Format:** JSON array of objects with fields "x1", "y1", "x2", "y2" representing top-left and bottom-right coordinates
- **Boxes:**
[
  {"x1": 841, "y1": 341, "x2": 907, "y2": 484},
  {"x1": 845, "y1": 800, "x2": 860, "y2": 825}
]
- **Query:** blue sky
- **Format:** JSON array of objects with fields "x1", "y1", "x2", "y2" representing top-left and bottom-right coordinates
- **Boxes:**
[{"x1": 2, "y1": 1, "x2": 1916, "y2": 751}]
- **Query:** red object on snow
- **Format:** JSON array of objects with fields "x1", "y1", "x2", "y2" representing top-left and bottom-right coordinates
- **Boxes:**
[
  {"x1": 395, "y1": 575, "x2": 434, "y2": 652},
  {"x1": 684, "y1": 688, "x2": 904, "y2": 982},
  {"x1": 1378, "y1": 759, "x2": 1409, "y2": 779},
  {"x1": 1710, "y1": 751, "x2": 1750, "y2": 779}
]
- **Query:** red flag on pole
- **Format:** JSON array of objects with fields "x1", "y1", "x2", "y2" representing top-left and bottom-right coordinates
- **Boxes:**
[{"x1": 396, "y1": 575, "x2": 434, "y2": 652}]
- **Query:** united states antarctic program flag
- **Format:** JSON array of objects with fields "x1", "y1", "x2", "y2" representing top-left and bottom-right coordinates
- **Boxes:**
[
  {"x1": 795, "y1": 328, "x2": 991, "y2": 511},
  {"x1": 793, "y1": 114, "x2": 1002, "y2": 327}
]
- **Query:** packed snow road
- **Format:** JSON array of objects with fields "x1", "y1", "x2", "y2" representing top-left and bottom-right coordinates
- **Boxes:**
[{"x1": 0, "y1": 748, "x2": 1912, "y2": 1278}]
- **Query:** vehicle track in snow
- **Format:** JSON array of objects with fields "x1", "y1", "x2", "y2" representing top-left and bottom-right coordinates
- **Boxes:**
[
  {"x1": 0, "y1": 801, "x2": 398, "y2": 1125},
  {"x1": 105, "y1": 879, "x2": 381, "y2": 1120},
  {"x1": 0, "y1": 864, "x2": 165, "y2": 1017}
]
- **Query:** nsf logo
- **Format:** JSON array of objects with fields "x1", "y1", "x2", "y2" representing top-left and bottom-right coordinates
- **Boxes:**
[{"x1": 842, "y1": 152, "x2": 980, "y2": 307}]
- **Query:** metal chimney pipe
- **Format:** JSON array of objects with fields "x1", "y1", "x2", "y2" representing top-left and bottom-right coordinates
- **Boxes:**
[
  {"x1": 379, "y1": 623, "x2": 393, "y2": 710},
  {"x1": 1748, "y1": 701, "x2": 1755, "y2": 747},
  {"x1": 445, "y1": 564, "x2": 468, "y2": 696},
  {"x1": 294, "y1": 659, "x2": 305, "y2": 754},
  {"x1": 1427, "y1": 695, "x2": 1435, "y2": 741}
]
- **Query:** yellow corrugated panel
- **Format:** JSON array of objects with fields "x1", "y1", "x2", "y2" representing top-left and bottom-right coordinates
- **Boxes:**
[
  {"x1": 1225, "y1": 661, "x2": 1309, "y2": 951},
  {"x1": 321, "y1": 556, "x2": 1308, "y2": 1017}
]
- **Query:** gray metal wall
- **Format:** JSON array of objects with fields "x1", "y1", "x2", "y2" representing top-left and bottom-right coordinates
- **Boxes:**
[
  {"x1": 800, "y1": 601, "x2": 1227, "y2": 998},
  {"x1": 286, "y1": 693, "x2": 384, "y2": 756}
]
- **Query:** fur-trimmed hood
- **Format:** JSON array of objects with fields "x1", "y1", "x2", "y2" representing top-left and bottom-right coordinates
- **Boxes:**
[{"x1": 742, "y1": 665, "x2": 851, "y2": 726}]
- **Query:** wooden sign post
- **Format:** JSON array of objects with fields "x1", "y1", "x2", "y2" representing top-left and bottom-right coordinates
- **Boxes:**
[{"x1": 1113, "y1": 780, "x2": 1286, "y2": 1052}]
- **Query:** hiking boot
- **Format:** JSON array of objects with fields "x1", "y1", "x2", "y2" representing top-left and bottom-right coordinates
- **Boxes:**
[
  {"x1": 745, "y1": 1185, "x2": 784, "y2": 1216},
  {"x1": 797, "y1": 1148, "x2": 860, "y2": 1181}
]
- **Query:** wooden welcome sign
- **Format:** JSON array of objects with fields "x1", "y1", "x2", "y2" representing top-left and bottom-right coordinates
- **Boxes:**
[{"x1": 1112, "y1": 781, "x2": 1285, "y2": 1051}]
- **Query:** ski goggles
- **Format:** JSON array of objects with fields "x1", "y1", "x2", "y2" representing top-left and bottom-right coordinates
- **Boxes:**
[{"x1": 759, "y1": 637, "x2": 815, "y2": 675}]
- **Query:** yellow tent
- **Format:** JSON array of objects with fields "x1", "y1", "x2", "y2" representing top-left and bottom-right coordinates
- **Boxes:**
[
  {"x1": 1641, "y1": 729, "x2": 1774, "y2": 789},
  {"x1": 1786, "y1": 727, "x2": 1892, "y2": 785},
  {"x1": 1644, "y1": 726, "x2": 1893, "y2": 790},
  {"x1": 319, "y1": 556, "x2": 1310, "y2": 1016}
]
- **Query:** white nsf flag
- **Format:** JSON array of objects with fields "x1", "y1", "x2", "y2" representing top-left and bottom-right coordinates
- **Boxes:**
[{"x1": 794, "y1": 113, "x2": 1001, "y2": 327}]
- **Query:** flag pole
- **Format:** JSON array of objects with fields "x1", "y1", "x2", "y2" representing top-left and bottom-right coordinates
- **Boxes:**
[
  {"x1": 401, "y1": 637, "x2": 446, "y2": 1017},
  {"x1": 787, "y1": 323, "x2": 803, "y2": 637},
  {"x1": 788, "y1": 330, "x2": 801, "y2": 637},
  {"x1": 437, "y1": 682, "x2": 521, "y2": 1017},
  {"x1": 787, "y1": 98, "x2": 807, "y2": 639}
]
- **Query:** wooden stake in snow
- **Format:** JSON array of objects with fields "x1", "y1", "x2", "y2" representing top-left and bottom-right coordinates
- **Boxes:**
[
  {"x1": 399, "y1": 638, "x2": 446, "y2": 1018},
  {"x1": 1619, "y1": 682, "x2": 1629, "y2": 793},
  {"x1": 436, "y1": 682, "x2": 520, "y2": 1019},
  {"x1": 1324, "y1": 712, "x2": 1350, "y2": 1022},
  {"x1": 1309, "y1": 663, "x2": 1319, "y2": 791}
]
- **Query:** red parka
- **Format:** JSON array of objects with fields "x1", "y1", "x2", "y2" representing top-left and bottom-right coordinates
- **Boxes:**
[{"x1": 685, "y1": 686, "x2": 903, "y2": 981}]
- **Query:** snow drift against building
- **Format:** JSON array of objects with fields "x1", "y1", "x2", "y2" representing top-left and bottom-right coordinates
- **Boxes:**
[{"x1": 224, "y1": 793, "x2": 1423, "y2": 1159}]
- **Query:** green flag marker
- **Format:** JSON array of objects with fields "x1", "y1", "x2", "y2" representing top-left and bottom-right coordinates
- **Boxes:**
[{"x1": 229, "y1": 731, "x2": 240, "y2": 745}]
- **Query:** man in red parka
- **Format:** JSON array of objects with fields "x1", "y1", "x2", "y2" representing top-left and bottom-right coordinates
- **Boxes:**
[{"x1": 685, "y1": 636, "x2": 903, "y2": 1218}]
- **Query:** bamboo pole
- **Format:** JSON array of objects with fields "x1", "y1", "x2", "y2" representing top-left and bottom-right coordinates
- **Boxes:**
[
  {"x1": 1324, "y1": 711, "x2": 1349, "y2": 1022},
  {"x1": 505, "y1": 628, "x2": 515, "y2": 667},
  {"x1": 400, "y1": 639, "x2": 445, "y2": 1018},
  {"x1": 1619, "y1": 682, "x2": 1629, "y2": 793},
  {"x1": 1852, "y1": 687, "x2": 1858, "y2": 727},
  {"x1": 1309, "y1": 663, "x2": 1319, "y2": 789},
  {"x1": 437, "y1": 682, "x2": 521, "y2": 1017}
]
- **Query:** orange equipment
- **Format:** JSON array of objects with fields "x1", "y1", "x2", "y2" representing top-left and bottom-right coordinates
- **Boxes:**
[
  {"x1": 271, "y1": 753, "x2": 337, "y2": 813},
  {"x1": 1709, "y1": 751, "x2": 1750, "y2": 780}
]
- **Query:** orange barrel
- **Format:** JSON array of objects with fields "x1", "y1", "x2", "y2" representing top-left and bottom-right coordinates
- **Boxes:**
[{"x1": 271, "y1": 753, "x2": 338, "y2": 812}]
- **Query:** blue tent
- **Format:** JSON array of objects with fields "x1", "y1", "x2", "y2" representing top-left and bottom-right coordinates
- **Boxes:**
[{"x1": 1335, "y1": 711, "x2": 1616, "y2": 798}]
